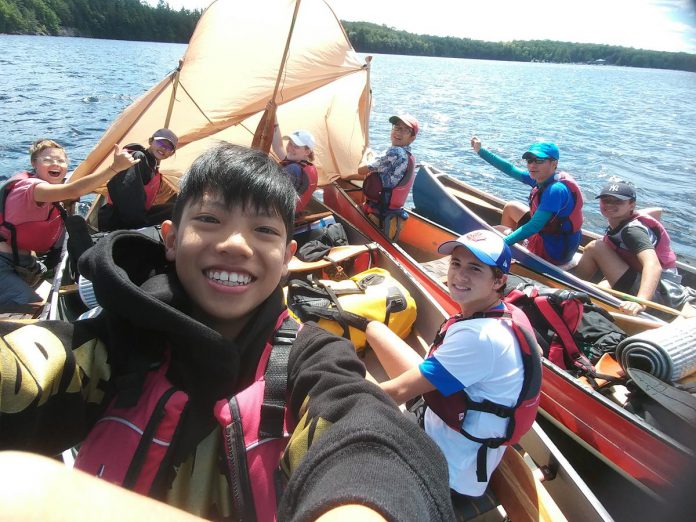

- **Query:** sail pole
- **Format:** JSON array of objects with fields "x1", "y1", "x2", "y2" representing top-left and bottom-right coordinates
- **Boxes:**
[
  {"x1": 363, "y1": 56, "x2": 373, "y2": 151},
  {"x1": 163, "y1": 60, "x2": 183, "y2": 129},
  {"x1": 251, "y1": 0, "x2": 302, "y2": 152}
]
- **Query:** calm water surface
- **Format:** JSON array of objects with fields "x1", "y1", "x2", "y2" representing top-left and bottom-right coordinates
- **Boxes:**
[{"x1": 1, "y1": 35, "x2": 695, "y2": 258}]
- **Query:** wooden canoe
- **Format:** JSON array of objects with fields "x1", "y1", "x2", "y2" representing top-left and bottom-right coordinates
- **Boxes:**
[
  {"x1": 411, "y1": 162, "x2": 696, "y2": 317},
  {"x1": 320, "y1": 178, "x2": 696, "y2": 498},
  {"x1": 51, "y1": 206, "x2": 610, "y2": 521}
]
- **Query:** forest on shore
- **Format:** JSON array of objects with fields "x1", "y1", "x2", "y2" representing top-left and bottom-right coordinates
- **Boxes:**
[
  {"x1": 2, "y1": 1, "x2": 695, "y2": 73},
  {"x1": 0, "y1": 0, "x2": 199, "y2": 42},
  {"x1": 342, "y1": 21, "x2": 696, "y2": 73}
]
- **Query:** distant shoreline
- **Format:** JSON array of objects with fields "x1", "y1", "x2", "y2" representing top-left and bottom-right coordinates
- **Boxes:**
[
  {"x1": 342, "y1": 22, "x2": 696, "y2": 74},
  {"x1": 4, "y1": 0, "x2": 694, "y2": 73}
]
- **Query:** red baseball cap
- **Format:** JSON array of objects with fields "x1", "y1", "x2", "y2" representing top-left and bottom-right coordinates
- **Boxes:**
[{"x1": 389, "y1": 114, "x2": 419, "y2": 137}]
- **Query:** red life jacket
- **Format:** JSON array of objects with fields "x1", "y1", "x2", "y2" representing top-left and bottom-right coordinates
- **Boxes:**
[
  {"x1": 422, "y1": 303, "x2": 542, "y2": 482},
  {"x1": 74, "y1": 312, "x2": 300, "y2": 521},
  {"x1": 0, "y1": 171, "x2": 65, "y2": 257},
  {"x1": 280, "y1": 159, "x2": 318, "y2": 214},
  {"x1": 106, "y1": 145, "x2": 161, "y2": 211},
  {"x1": 362, "y1": 150, "x2": 415, "y2": 214},
  {"x1": 603, "y1": 213, "x2": 677, "y2": 272},
  {"x1": 526, "y1": 172, "x2": 583, "y2": 261}
]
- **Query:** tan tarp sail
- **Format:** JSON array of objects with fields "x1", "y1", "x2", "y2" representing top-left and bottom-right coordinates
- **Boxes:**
[{"x1": 70, "y1": 0, "x2": 371, "y2": 196}]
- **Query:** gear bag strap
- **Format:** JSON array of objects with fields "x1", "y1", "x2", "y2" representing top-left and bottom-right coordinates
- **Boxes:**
[{"x1": 533, "y1": 293, "x2": 595, "y2": 374}]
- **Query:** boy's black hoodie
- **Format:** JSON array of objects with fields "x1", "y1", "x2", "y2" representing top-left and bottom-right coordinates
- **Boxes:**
[{"x1": 0, "y1": 230, "x2": 454, "y2": 521}]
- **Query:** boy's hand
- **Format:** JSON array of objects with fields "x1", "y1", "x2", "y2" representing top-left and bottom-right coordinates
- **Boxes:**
[
  {"x1": 471, "y1": 136, "x2": 482, "y2": 153},
  {"x1": 109, "y1": 144, "x2": 140, "y2": 173},
  {"x1": 359, "y1": 148, "x2": 375, "y2": 168},
  {"x1": 619, "y1": 300, "x2": 646, "y2": 316}
]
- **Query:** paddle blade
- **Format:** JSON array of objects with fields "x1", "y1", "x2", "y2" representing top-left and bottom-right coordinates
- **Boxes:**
[{"x1": 251, "y1": 106, "x2": 275, "y2": 152}]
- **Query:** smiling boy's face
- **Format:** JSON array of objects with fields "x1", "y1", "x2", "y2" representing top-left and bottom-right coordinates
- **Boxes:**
[
  {"x1": 162, "y1": 192, "x2": 296, "y2": 339},
  {"x1": 447, "y1": 246, "x2": 505, "y2": 314},
  {"x1": 32, "y1": 148, "x2": 68, "y2": 184}
]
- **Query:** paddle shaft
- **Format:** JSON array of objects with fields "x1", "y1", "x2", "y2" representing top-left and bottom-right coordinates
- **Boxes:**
[{"x1": 592, "y1": 283, "x2": 683, "y2": 317}]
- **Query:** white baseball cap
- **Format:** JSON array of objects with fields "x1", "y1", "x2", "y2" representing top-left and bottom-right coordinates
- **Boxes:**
[
  {"x1": 438, "y1": 229, "x2": 512, "y2": 273},
  {"x1": 284, "y1": 130, "x2": 316, "y2": 150}
]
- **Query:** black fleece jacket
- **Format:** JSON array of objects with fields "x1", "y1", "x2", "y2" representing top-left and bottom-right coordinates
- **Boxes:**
[{"x1": 0, "y1": 230, "x2": 454, "y2": 521}]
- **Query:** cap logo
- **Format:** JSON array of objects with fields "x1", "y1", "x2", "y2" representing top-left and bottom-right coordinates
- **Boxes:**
[
  {"x1": 465, "y1": 231, "x2": 488, "y2": 242},
  {"x1": 608, "y1": 184, "x2": 619, "y2": 192}
]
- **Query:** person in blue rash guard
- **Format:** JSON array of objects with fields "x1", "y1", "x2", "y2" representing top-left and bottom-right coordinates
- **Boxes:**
[{"x1": 470, "y1": 137, "x2": 584, "y2": 267}]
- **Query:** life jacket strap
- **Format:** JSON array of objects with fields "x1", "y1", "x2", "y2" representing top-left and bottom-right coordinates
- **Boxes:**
[{"x1": 259, "y1": 317, "x2": 300, "y2": 439}]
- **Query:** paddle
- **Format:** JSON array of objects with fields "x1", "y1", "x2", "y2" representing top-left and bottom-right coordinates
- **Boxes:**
[
  {"x1": 590, "y1": 283, "x2": 693, "y2": 318},
  {"x1": 251, "y1": 0, "x2": 302, "y2": 152}
]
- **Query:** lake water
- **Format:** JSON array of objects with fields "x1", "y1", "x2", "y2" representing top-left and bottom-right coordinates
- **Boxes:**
[{"x1": 2, "y1": 35, "x2": 695, "y2": 259}]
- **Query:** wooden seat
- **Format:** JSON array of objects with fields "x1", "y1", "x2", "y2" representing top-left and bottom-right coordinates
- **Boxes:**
[{"x1": 288, "y1": 244, "x2": 372, "y2": 273}]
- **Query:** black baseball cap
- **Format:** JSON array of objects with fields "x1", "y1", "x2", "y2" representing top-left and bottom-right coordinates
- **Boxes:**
[{"x1": 596, "y1": 180, "x2": 636, "y2": 200}]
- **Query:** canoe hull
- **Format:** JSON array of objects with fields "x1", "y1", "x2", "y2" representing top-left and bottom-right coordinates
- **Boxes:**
[
  {"x1": 411, "y1": 163, "x2": 631, "y2": 307},
  {"x1": 322, "y1": 179, "x2": 695, "y2": 496}
]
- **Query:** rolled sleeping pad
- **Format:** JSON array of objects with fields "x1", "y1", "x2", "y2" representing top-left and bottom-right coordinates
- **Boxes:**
[{"x1": 616, "y1": 317, "x2": 696, "y2": 382}]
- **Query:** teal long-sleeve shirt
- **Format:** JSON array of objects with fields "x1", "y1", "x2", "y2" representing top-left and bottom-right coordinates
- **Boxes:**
[{"x1": 476, "y1": 147, "x2": 553, "y2": 244}]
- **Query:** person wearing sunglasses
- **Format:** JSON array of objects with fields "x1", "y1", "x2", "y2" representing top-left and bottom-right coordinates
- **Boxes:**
[
  {"x1": 470, "y1": 137, "x2": 584, "y2": 267},
  {"x1": 1, "y1": 139, "x2": 137, "y2": 309},
  {"x1": 98, "y1": 128, "x2": 178, "y2": 232}
]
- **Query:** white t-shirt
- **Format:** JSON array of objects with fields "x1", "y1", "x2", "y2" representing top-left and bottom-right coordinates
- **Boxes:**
[{"x1": 419, "y1": 310, "x2": 525, "y2": 496}]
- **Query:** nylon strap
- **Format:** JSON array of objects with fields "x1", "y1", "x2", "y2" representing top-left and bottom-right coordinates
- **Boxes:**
[
  {"x1": 259, "y1": 317, "x2": 299, "y2": 439},
  {"x1": 533, "y1": 295, "x2": 591, "y2": 371}
]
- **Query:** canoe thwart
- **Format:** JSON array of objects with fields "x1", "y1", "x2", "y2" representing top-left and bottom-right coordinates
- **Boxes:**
[{"x1": 288, "y1": 244, "x2": 372, "y2": 272}]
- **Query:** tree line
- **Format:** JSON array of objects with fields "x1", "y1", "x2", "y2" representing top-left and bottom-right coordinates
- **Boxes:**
[
  {"x1": 2, "y1": 2, "x2": 694, "y2": 73},
  {"x1": 0, "y1": 0, "x2": 199, "y2": 43},
  {"x1": 343, "y1": 22, "x2": 696, "y2": 73}
]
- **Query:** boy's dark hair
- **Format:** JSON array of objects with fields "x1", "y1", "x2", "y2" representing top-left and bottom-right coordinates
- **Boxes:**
[
  {"x1": 173, "y1": 143, "x2": 296, "y2": 241},
  {"x1": 492, "y1": 267, "x2": 506, "y2": 296}
]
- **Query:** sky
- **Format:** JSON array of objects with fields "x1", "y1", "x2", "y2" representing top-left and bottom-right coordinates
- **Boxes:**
[{"x1": 145, "y1": 0, "x2": 696, "y2": 54}]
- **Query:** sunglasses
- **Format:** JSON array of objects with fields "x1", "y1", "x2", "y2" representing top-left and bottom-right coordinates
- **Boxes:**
[
  {"x1": 391, "y1": 124, "x2": 413, "y2": 135},
  {"x1": 526, "y1": 157, "x2": 548, "y2": 165},
  {"x1": 37, "y1": 157, "x2": 68, "y2": 166},
  {"x1": 153, "y1": 139, "x2": 175, "y2": 152}
]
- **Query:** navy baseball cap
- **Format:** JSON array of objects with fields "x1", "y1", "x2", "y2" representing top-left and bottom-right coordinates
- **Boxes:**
[
  {"x1": 438, "y1": 229, "x2": 512, "y2": 273},
  {"x1": 596, "y1": 180, "x2": 636, "y2": 200},
  {"x1": 151, "y1": 128, "x2": 178, "y2": 148},
  {"x1": 522, "y1": 142, "x2": 559, "y2": 161}
]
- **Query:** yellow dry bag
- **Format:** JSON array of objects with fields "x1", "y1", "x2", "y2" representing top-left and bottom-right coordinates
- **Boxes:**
[{"x1": 286, "y1": 268, "x2": 417, "y2": 351}]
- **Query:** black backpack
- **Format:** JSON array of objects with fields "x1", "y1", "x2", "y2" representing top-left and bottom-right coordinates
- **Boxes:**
[{"x1": 296, "y1": 223, "x2": 349, "y2": 262}]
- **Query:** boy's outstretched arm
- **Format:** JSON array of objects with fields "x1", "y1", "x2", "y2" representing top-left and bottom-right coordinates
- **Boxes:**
[
  {"x1": 278, "y1": 323, "x2": 454, "y2": 522},
  {"x1": 471, "y1": 137, "x2": 528, "y2": 183},
  {"x1": 0, "y1": 320, "x2": 109, "y2": 455},
  {"x1": 0, "y1": 452, "x2": 203, "y2": 522},
  {"x1": 33, "y1": 145, "x2": 139, "y2": 203}
]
